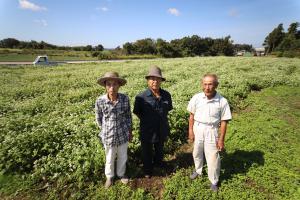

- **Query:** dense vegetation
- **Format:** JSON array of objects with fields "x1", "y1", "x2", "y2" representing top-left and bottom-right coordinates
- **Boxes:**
[
  {"x1": 0, "y1": 38, "x2": 104, "y2": 52},
  {"x1": 0, "y1": 35, "x2": 252, "y2": 60},
  {"x1": 264, "y1": 22, "x2": 300, "y2": 57},
  {"x1": 0, "y1": 57, "x2": 299, "y2": 199},
  {"x1": 122, "y1": 36, "x2": 249, "y2": 57},
  {"x1": 1, "y1": 21, "x2": 299, "y2": 60},
  {"x1": 0, "y1": 48, "x2": 100, "y2": 62}
]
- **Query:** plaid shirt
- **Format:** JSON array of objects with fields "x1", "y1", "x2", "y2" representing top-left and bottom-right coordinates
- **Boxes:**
[{"x1": 95, "y1": 93, "x2": 132, "y2": 147}]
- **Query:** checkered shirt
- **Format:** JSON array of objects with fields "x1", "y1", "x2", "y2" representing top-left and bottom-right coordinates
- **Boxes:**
[{"x1": 95, "y1": 93, "x2": 132, "y2": 147}]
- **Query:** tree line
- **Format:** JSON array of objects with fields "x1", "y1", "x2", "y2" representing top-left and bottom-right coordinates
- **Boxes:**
[
  {"x1": 2, "y1": 22, "x2": 299, "y2": 58},
  {"x1": 122, "y1": 36, "x2": 253, "y2": 57},
  {"x1": 263, "y1": 22, "x2": 300, "y2": 57},
  {"x1": 0, "y1": 36, "x2": 253, "y2": 57},
  {"x1": 0, "y1": 38, "x2": 104, "y2": 52}
]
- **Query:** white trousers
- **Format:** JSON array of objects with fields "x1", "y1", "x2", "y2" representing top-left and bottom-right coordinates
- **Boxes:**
[
  {"x1": 193, "y1": 122, "x2": 220, "y2": 185},
  {"x1": 104, "y1": 142, "x2": 128, "y2": 178}
]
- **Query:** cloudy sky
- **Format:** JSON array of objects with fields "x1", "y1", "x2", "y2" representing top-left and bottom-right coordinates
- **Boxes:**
[{"x1": 0, "y1": 0, "x2": 299, "y2": 48}]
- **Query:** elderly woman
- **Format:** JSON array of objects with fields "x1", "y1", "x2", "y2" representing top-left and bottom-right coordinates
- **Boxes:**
[{"x1": 133, "y1": 66, "x2": 173, "y2": 178}]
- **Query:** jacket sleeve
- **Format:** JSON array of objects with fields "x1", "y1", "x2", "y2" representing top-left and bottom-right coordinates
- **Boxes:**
[
  {"x1": 168, "y1": 93, "x2": 173, "y2": 111},
  {"x1": 133, "y1": 96, "x2": 142, "y2": 118}
]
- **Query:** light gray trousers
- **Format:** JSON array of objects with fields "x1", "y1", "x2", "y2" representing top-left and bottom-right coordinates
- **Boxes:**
[
  {"x1": 193, "y1": 122, "x2": 220, "y2": 185},
  {"x1": 104, "y1": 142, "x2": 128, "y2": 178}
]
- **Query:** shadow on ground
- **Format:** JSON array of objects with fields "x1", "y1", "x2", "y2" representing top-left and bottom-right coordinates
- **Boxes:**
[
  {"x1": 127, "y1": 146, "x2": 264, "y2": 198},
  {"x1": 220, "y1": 149, "x2": 265, "y2": 183}
]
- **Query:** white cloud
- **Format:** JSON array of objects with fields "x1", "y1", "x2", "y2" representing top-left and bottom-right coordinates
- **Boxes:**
[
  {"x1": 168, "y1": 8, "x2": 180, "y2": 16},
  {"x1": 19, "y1": 0, "x2": 47, "y2": 11},
  {"x1": 96, "y1": 7, "x2": 109, "y2": 12},
  {"x1": 228, "y1": 8, "x2": 239, "y2": 17},
  {"x1": 34, "y1": 19, "x2": 48, "y2": 27}
]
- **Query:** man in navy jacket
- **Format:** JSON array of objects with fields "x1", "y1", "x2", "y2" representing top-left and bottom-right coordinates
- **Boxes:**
[{"x1": 133, "y1": 66, "x2": 173, "y2": 178}]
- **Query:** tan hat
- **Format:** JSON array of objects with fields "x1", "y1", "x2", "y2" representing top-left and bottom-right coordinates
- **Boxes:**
[
  {"x1": 97, "y1": 71, "x2": 127, "y2": 86},
  {"x1": 145, "y1": 66, "x2": 166, "y2": 81}
]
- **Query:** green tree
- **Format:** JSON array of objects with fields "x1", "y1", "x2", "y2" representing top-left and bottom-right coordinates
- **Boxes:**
[
  {"x1": 123, "y1": 42, "x2": 136, "y2": 55},
  {"x1": 210, "y1": 36, "x2": 234, "y2": 56},
  {"x1": 287, "y1": 22, "x2": 300, "y2": 39},
  {"x1": 0, "y1": 38, "x2": 20, "y2": 48},
  {"x1": 94, "y1": 44, "x2": 104, "y2": 51},
  {"x1": 84, "y1": 45, "x2": 93, "y2": 51},
  {"x1": 264, "y1": 23, "x2": 285, "y2": 54},
  {"x1": 134, "y1": 38, "x2": 156, "y2": 54},
  {"x1": 156, "y1": 38, "x2": 179, "y2": 58},
  {"x1": 277, "y1": 22, "x2": 300, "y2": 52}
]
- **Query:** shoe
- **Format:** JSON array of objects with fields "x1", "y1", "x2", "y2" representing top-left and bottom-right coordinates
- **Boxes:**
[
  {"x1": 144, "y1": 174, "x2": 151, "y2": 179},
  {"x1": 210, "y1": 184, "x2": 218, "y2": 192},
  {"x1": 154, "y1": 161, "x2": 167, "y2": 168},
  {"x1": 189, "y1": 171, "x2": 200, "y2": 180},
  {"x1": 120, "y1": 176, "x2": 129, "y2": 184},
  {"x1": 105, "y1": 178, "x2": 113, "y2": 189}
]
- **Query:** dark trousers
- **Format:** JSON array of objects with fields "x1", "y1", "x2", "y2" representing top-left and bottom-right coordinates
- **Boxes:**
[{"x1": 141, "y1": 140, "x2": 164, "y2": 175}]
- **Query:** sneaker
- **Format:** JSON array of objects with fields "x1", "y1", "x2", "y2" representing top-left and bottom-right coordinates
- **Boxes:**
[
  {"x1": 189, "y1": 171, "x2": 200, "y2": 180},
  {"x1": 120, "y1": 176, "x2": 129, "y2": 184},
  {"x1": 104, "y1": 178, "x2": 113, "y2": 189},
  {"x1": 210, "y1": 184, "x2": 218, "y2": 192}
]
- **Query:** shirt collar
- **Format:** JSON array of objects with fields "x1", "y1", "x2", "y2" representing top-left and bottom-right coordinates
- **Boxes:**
[
  {"x1": 146, "y1": 88, "x2": 162, "y2": 97},
  {"x1": 104, "y1": 93, "x2": 120, "y2": 104},
  {"x1": 201, "y1": 92, "x2": 220, "y2": 102}
]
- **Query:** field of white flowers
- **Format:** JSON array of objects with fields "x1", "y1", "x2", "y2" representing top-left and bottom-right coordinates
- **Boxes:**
[{"x1": 0, "y1": 57, "x2": 299, "y2": 199}]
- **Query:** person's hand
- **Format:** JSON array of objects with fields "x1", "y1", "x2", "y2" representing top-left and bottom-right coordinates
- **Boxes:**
[
  {"x1": 217, "y1": 139, "x2": 224, "y2": 151},
  {"x1": 188, "y1": 131, "x2": 195, "y2": 143}
]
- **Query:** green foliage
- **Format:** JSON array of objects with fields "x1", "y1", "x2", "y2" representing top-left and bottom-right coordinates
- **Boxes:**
[
  {"x1": 0, "y1": 48, "x2": 99, "y2": 62},
  {"x1": 0, "y1": 57, "x2": 299, "y2": 199},
  {"x1": 163, "y1": 86, "x2": 300, "y2": 200},
  {"x1": 264, "y1": 22, "x2": 300, "y2": 57},
  {"x1": 264, "y1": 23, "x2": 285, "y2": 54},
  {"x1": 0, "y1": 38, "x2": 104, "y2": 51},
  {"x1": 123, "y1": 35, "x2": 237, "y2": 57}
]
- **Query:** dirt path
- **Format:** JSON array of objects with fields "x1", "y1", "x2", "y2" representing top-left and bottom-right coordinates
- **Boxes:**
[
  {"x1": 128, "y1": 143, "x2": 194, "y2": 199},
  {"x1": 0, "y1": 59, "x2": 147, "y2": 66}
]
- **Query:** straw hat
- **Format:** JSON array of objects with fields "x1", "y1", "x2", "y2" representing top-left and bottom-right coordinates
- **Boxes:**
[
  {"x1": 97, "y1": 71, "x2": 127, "y2": 86},
  {"x1": 145, "y1": 66, "x2": 166, "y2": 81}
]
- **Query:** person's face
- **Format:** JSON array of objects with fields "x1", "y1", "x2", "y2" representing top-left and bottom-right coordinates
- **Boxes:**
[
  {"x1": 202, "y1": 76, "x2": 217, "y2": 98},
  {"x1": 105, "y1": 79, "x2": 120, "y2": 95},
  {"x1": 147, "y1": 76, "x2": 162, "y2": 91}
]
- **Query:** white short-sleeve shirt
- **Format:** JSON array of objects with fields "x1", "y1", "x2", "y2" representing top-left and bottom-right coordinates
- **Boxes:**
[{"x1": 187, "y1": 92, "x2": 232, "y2": 126}]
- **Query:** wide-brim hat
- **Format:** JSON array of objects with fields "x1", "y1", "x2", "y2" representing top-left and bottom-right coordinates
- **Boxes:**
[
  {"x1": 97, "y1": 71, "x2": 127, "y2": 86},
  {"x1": 145, "y1": 65, "x2": 166, "y2": 81}
]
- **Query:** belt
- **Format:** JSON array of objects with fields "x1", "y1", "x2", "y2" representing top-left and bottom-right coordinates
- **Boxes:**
[{"x1": 194, "y1": 121, "x2": 219, "y2": 128}]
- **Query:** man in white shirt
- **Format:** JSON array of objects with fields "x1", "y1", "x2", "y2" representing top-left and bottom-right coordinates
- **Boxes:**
[{"x1": 187, "y1": 73, "x2": 232, "y2": 192}]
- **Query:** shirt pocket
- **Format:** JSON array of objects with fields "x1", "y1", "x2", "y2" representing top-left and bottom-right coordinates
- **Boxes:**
[
  {"x1": 195, "y1": 101, "x2": 206, "y2": 113},
  {"x1": 162, "y1": 100, "x2": 170, "y2": 112},
  {"x1": 209, "y1": 103, "x2": 221, "y2": 119}
]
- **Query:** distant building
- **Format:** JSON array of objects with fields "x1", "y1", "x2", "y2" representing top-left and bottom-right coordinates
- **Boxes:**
[
  {"x1": 254, "y1": 47, "x2": 265, "y2": 56},
  {"x1": 236, "y1": 50, "x2": 246, "y2": 56}
]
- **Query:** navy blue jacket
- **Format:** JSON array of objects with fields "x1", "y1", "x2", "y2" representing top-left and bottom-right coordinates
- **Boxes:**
[{"x1": 133, "y1": 88, "x2": 173, "y2": 142}]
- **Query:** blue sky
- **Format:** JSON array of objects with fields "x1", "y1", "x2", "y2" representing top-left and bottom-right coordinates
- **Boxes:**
[{"x1": 0, "y1": 0, "x2": 299, "y2": 48}]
